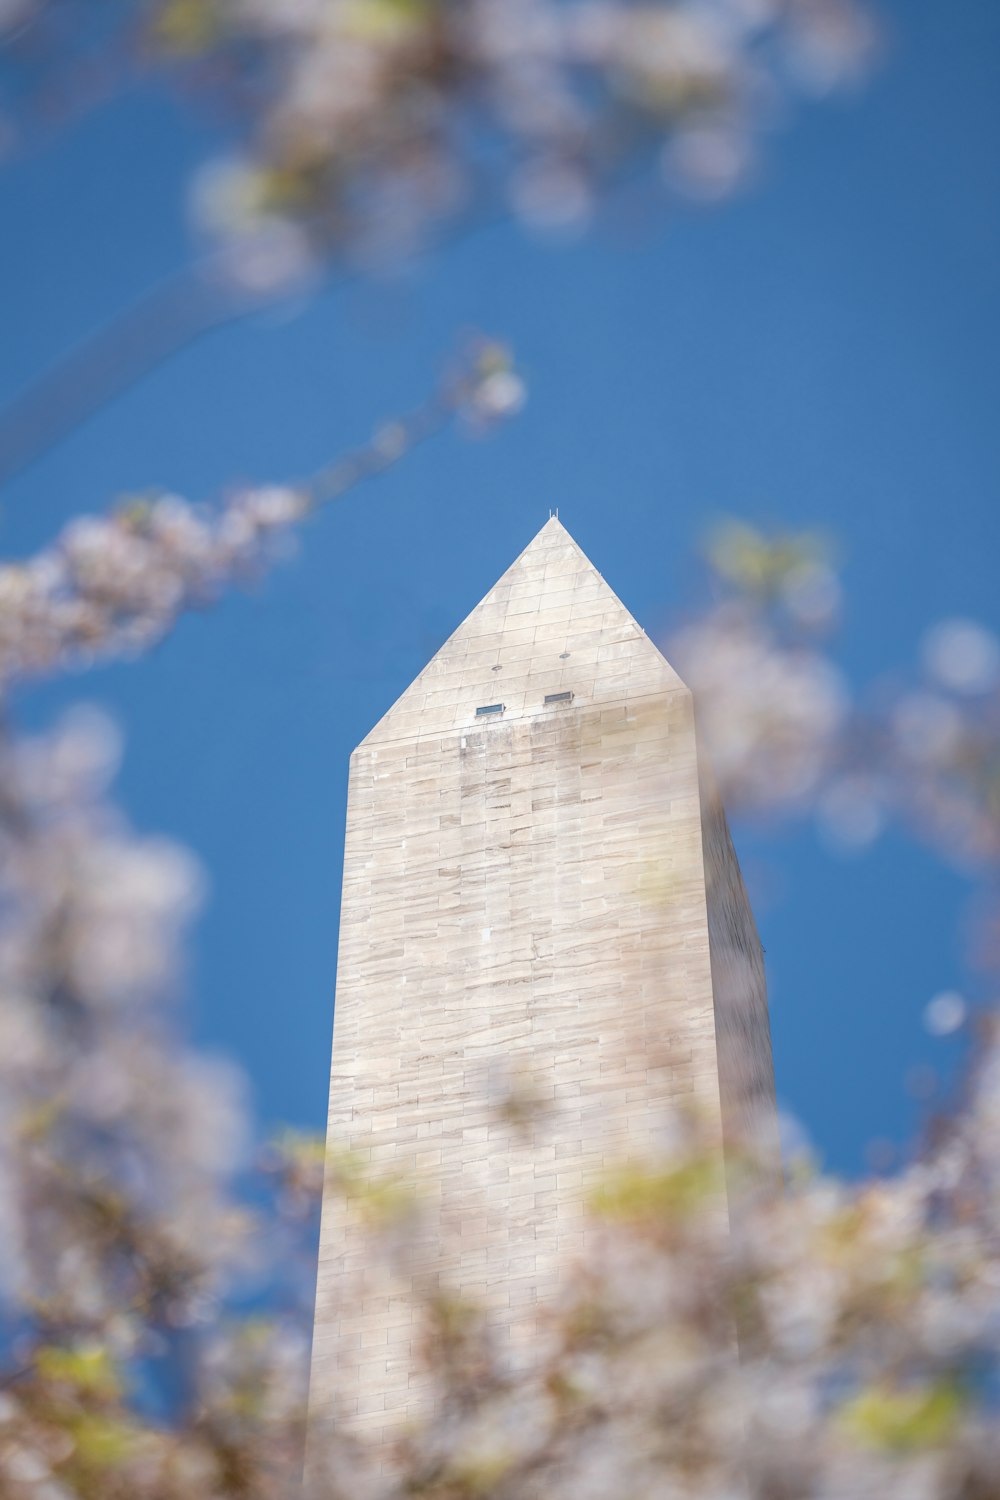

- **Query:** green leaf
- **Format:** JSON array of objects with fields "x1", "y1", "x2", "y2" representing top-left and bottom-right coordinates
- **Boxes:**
[
  {"x1": 36, "y1": 1344, "x2": 121, "y2": 1401},
  {"x1": 840, "y1": 1380, "x2": 964, "y2": 1452},
  {"x1": 590, "y1": 1158, "x2": 723, "y2": 1222}
]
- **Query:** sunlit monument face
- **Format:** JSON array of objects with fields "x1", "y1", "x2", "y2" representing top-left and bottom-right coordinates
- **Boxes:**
[{"x1": 308, "y1": 517, "x2": 777, "y2": 1450}]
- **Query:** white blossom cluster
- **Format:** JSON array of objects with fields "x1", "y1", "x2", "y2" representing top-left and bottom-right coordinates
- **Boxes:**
[
  {"x1": 0, "y1": 487, "x2": 305, "y2": 687},
  {"x1": 301, "y1": 1070, "x2": 1000, "y2": 1500},
  {"x1": 669, "y1": 521, "x2": 1000, "y2": 884},
  {"x1": 671, "y1": 599, "x2": 849, "y2": 811},
  {"x1": 0, "y1": 703, "x2": 326, "y2": 1498},
  {"x1": 0, "y1": 709, "x2": 252, "y2": 1330},
  {"x1": 154, "y1": 0, "x2": 876, "y2": 283}
]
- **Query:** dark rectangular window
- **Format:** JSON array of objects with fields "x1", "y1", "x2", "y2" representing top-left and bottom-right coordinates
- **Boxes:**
[
  {"x1": 544, "y1": 691, "x2": 574, "y2": 705},
  {"x1": 475, "y1": 703, "x2": 505, "y2": 717}
]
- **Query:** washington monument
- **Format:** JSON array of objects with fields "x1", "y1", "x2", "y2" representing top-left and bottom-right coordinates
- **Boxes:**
[{"x1": 309, "y1": 517, "x2": 777, "y2": 1445}]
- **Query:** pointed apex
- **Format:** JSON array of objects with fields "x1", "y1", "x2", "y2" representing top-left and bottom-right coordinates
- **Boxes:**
[
  {"x1": 360, "y1": 518, "x2": 688, "y2": 748},
  {"x1": 525, "y1": 512, "x2": 570, "y2": 543},
  {"x1": 504, "y1": 513, "x2": 593, "y2": 571}
]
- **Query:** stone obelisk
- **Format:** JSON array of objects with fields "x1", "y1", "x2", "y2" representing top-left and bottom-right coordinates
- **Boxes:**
[{"x1": 309, "y1": 518, "x2": 777, "y2": 1448}]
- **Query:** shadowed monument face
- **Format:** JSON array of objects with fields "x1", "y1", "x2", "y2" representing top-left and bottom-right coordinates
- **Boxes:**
[{"x1": 308, "y1": 517, "x2": 777, "y2": 1448}]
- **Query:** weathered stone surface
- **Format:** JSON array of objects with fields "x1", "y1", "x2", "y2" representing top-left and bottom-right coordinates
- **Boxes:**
[{"x1": 308, "y1": 518, "x2": 777, "y2": 1449}]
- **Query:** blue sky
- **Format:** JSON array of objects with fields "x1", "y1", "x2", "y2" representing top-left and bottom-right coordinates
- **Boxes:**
[{"x1": 1, "y1": 0, "x2": 998, "y2": 1175}]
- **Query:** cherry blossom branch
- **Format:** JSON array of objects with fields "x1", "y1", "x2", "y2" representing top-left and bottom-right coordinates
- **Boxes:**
[{"x1": 0, "y1": 337, "x2": 524, "y2": 692}]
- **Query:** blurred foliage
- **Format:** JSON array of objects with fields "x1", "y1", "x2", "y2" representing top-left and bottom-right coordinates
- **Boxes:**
[
  {"x1": 704, "y1": 518, "x2": 835, "y2": 602},
  {"x1": 840, "y1": 1381, "x2": 965, "y2": 1454},
  {"x1": 590, "y1": 1156, "x2": 724, "y2": 1225}
]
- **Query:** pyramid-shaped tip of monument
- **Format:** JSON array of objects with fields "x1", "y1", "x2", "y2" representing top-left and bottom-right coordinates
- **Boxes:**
[{"x1": 356, "y1": 517, "x2": 691, "y2": 749}]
